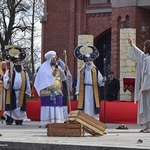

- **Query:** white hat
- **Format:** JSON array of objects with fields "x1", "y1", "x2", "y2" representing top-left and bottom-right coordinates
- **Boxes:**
[{"x1": 44, "y1": 51, "x2": 56, "y2": 60}]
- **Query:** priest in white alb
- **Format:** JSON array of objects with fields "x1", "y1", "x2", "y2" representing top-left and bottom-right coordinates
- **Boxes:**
[{"x1": 128, "y1": 37, "x2": 150, "y2": 133}]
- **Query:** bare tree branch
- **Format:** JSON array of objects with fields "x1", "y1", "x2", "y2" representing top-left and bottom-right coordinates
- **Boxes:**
[{"x1": 0, "y1": 0, "x2": 44, "y2": 73}]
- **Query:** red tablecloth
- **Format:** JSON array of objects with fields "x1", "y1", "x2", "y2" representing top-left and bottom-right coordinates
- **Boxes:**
[
  {"x1": 26, "y1": 100, "x2": 40, "y2": 121},
  {"x1": 26, "y1": 100, "x2": 137, "y2": 124}
]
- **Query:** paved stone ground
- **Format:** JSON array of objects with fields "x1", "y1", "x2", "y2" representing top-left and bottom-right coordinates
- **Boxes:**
[{"x1": 0, "y1": 121, "x2": 150, "y2": 150}]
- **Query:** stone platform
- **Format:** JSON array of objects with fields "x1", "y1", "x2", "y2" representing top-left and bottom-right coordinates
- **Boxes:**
[{"x1": 0, "y1": 121, "x2": 150, "y2": 150}]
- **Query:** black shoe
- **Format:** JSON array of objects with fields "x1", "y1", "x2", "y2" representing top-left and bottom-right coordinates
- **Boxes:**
[
  {"x1": 116, "y1": 124, "x2": 128, "y2": 130},
  {"x1": 6, "y1": 116, "x2": 13, "y2": 125},
  {"x1": 1, "y1": 116, "x2": 5, "y2": 120},
  {"x1": 6, "y1": 122, "x2": 13, "y2": 125},
  {"x1": 39, "y1": 125, "x2": 47, "y2": 128},
  {"x1": 15, "y1": 120, "x2": 23, "y2": 125}
]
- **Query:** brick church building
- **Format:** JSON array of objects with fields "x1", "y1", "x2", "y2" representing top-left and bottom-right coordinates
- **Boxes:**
[{"x1": 41, "y1": 0, "x2": 150, "y2": 100}]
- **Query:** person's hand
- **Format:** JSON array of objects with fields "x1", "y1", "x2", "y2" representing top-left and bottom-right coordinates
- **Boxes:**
[
  {"x1": 75, "y1": 91, "x2": 79, "y2": 100},
  {"x1": 103, "y1": 77, "x2": 107, "y2": 82},
  {"x1": 141, "y1": 90, "x2": 147, "y2": 94},
  {"x1": 7, "y1": 78, "x2": 12, "y2": 83},
  {"x1": 64, "y1": 65, "x2": 69, "y2": 72},
  {"x1": 128, "y1": 37, "x2": 133, "y2": 46},
  {"x1": 76, "y1": 94, "x2": 79, "y2": 100},
  {"x1": 52, "y1": 70, "x2": 57, "y2": 76}
]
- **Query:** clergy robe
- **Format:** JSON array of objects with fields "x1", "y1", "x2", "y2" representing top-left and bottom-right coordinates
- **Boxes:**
[
  {"x1": 34, "y1": 59, "x2": 66, "y2": 126},
  {"x1": 128, "y1": 44, "x2": 150, "y2": 125},
  {"x1": 0, "y1": 61, "x2": 7, "y2": 118},
  {"x1": 3, "y1": 69, "x2": 31, "y2": 121},
  {"x1": 0, "y1": 81, "x2": 4, "y2": 118},
  {"x1": 76, "y1": 63, "x2": 104, "y2": 120}
]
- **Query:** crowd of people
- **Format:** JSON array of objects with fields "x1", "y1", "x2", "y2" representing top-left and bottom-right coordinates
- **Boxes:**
[
  {"x1": 0, "y1": 45, "x2": 120, "y2": 125},
  {"x1": 0, "y1": 45, "x2": 119, "y2": 127},
  {"x1": 1, "y1": 38, "x2": 149, "y2": 133}
]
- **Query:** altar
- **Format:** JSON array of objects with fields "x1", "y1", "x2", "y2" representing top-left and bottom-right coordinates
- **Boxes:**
[{"x1": 123, "y1": 77, "x2": 135, "y2": 101}]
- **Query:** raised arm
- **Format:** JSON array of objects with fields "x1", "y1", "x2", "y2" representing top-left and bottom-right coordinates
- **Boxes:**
[{"x1": 128, "y1": 37, "x2": 133, "y2": 47}]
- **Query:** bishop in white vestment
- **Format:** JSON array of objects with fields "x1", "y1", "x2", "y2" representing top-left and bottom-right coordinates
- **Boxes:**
[
  {"x1": 34, "y1": 51, "x2": 66, "y2": 127},
  {"x1": 74, "y1": 45, "x2": 107, "y2": 121}
]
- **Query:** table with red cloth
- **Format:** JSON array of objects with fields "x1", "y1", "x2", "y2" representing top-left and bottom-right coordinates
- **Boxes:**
[
  {"x1": 26, "y1": 99, "x2": 40, "y2": 121},
  {"x1": 123, "y1": 77, "x2": 135, "y2": 101},
  {"x1": 26, "y1": 100, "x2": 137, "y2": 124}
]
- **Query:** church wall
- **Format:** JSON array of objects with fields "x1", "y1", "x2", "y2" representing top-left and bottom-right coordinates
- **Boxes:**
[
  {"x1": 86, "y1": 13, "x2": 112, "y2": 39},
  {"x1": 111, "y1": 6, "x2": 137, "y2": 79},
  {"x1": 135, "y1": 7, "x2": 150, "y2": 49},
  {"x1": 120, "y1": 28, "x2": 136, "y2": 101},
  {"x1": 41, "y1": 0, "x2": 71, "y2": 60},
  {"x1": 42, "y1": 0, "x2": 150, "y2": 100},
  {"x1": 111, "y1": 6, "x2": 150, "y2": 101}
]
